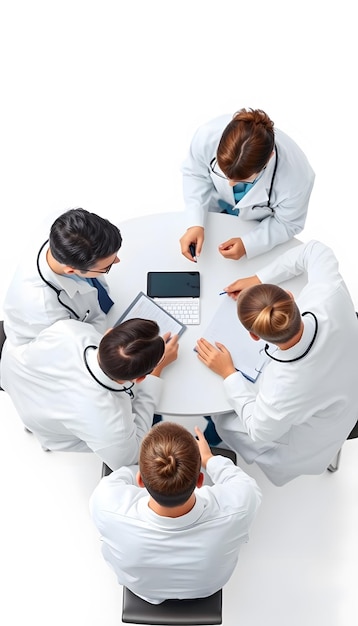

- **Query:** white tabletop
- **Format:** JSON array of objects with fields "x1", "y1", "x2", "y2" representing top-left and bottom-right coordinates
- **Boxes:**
[{"x1": 107, "y1": 212, "x2": 307, "y2": 416}]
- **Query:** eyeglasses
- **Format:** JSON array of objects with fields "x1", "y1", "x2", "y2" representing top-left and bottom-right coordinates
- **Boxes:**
[
  {"x1": 79, "y1": 255, "x2": 118, "y2": 274},
  {"x1": 209, "y1": 157, "x2": 266, "y2": 184},
  {"x1": 210, "y1": 157, "x2": 228, "y2": 180}
]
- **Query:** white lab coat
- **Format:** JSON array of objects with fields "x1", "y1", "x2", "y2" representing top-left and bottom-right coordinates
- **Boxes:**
[
  {"x1": 3, "y1": 233, "x2": 111, "y2": 347},
  {"x1": 1, "y1": 320, "x2": 163, "y2": 470},
  {"x1": 213, "y1": 241, "x2": 358, "y2": 486},
  {"x1": 182, "y1": 113, "x2": 315, "y2": 258},
  {"x1": 90, "y1": 456, "x2": 261, "y2": 604}
]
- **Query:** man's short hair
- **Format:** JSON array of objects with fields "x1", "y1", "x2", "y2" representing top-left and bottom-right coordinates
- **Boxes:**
[
  {"x1": 139, "y1": 422, "x2": 201, "y2": 507},
  {"x1": 98, "y1": 318, "x2": 165, "y2": 381},
  {"x1": 49, "y1": 208, "x2": 122, "y2": 268}
]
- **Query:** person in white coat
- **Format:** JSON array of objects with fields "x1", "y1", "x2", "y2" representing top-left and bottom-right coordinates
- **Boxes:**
[
  {"x1": 3, "y1": 208, "x2": 122, "y2": 347},
  {"x1": 179, "y1": 109, "x2": 315, "y2": 262},
  {"x1": 1, "y1": 318, "x2": 179, "y2": 470},
  {"x1": 195, "y1": 240, "x2": 358, "y2": 486},
  {"x1": 90, "y1": 421, "x2": 261, "y2": 604}
]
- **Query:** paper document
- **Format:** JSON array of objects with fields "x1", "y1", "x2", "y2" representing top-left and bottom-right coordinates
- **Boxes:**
[
  {"x1": 199, "y1": 296, "x2": 268, "y2": 382},
  {"x1": 115, "y1": 292, "x2": 186, "y2": 338}
]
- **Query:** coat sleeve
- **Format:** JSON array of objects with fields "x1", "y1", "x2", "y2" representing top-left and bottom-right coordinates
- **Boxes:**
[
  {"x1": 223, "y1": 371, "x2": 305, "y2": 443},
  {"x1": 181, "y1": 122, "x2": 221, "y2": 228},
  {"x1": 241, "y1": 180, "x2": 314, "y2": 259},
  {"x1": 221, "y1": 371, "x2": 277, "y2": 442},
  {"x1": 205, "y1": 455, "x2": 262, "y2": 526},
  {"x1": 257, "y1": 239, "x2": 341, "y2": 287}
]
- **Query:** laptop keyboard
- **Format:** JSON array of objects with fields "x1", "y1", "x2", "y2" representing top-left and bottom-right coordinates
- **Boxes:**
[{"x1": 156, "y1": 298, "x2": 200, "y2": 325}]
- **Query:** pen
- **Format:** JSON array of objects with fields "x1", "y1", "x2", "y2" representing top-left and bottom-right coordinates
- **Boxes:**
[
  {"x1": 189, "y1": 243, "x2": 197, "y2": 262},
  {"x1": 82, "y1": 310, "x2": 90, "y2": 321},
  {"x1": 219, "y1": 291, "x2": 227, "y2": 296}
]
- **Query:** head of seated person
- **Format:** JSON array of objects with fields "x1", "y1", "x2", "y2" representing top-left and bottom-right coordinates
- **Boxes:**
[
  {"x1": 48, "y1": 208, "x2": 122, "y2": 277},
  {"x1": 98, "y1": 318, "x2": 165, "y2": 383},
  {"x1": 137, "y1": 422, "x2": 203, "y2": 515},
  {"x1": 237, "y1": 283, "x2": 303, "y2": 347},
  {"x1": 217, "y1": 108, "x2": 275, "y2": 183}
]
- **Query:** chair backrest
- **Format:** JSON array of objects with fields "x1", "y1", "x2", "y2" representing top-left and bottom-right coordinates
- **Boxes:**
[
  {"x1": 0, "y1": 320, "x2": 6, "y2": 359},
  {"x1": 0, "y1": 320, "x2": 6, "y2": 390},
  {"x1": 210, "y1": 446, "x2": 237, "y2": 464},
  {"x1": 122, "y1": 586, "x2": 222, "y2": 625},
  {"x1": 348, "y1": 419, "x2": 358, "y2": 440},
  {"x1": 101, "y1": 446, "x2": 237, "y2": 478},
  {"x1": 101, "y1": 462, "x2": 112, "y2": 477},
  {"x1": 327, "y1": 417, "x2": 358, "y2": 472}
]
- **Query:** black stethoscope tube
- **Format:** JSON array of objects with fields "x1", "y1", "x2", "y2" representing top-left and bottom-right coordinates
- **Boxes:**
[
  {"x1": 264, "y1": 312, "x2": 318, "y2": 363},
  {"x1": 36, "y1": 240, "x2": 81, "y2": 319}
]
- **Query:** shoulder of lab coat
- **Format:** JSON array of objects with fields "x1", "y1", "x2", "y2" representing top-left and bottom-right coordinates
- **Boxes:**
[
  {"x1": 3, "y1": 239, "x2": 109, "y2": 345},
  {"x1": 240, "y1": 129, "x2": 315, "y2": 258},
  {"x1": 181, "y1": 114, "x2": 232, "y2": 227}
]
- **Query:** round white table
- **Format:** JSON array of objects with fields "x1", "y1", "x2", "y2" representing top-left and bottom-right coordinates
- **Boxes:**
[{"x1": 107, "y1": 211, "x2": 306, "y2": 416}]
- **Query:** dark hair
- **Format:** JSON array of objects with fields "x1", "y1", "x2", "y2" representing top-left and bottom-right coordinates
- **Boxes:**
[
  {"x1": 139, "y1": 422, "x2": 201, "y2": 508},
  {"x1": 237, "y1": 284, "x2": 302, "y2": 344},
  {"x1": 98, "y1": 318, "x2": 164, "y2": 381},
  {"x1": 217, "y1": 108, "x2": 275, "y2": 180},
  {"x1": 49, "y1": 208, "x2": 122, "y2": 269}
]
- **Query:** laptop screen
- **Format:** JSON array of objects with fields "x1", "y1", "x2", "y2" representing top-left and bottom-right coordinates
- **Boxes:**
[{"x1": 147, "y1": 272, "x2": 200, "y2": 298}]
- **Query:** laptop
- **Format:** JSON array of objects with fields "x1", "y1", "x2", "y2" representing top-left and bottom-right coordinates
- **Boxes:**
[{"x1": 147, "y1": 271, "x2": 200, "y2": 325}]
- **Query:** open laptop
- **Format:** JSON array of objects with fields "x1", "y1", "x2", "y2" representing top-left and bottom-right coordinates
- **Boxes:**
[{"x1": 147, "y1": 271, "x2": 200, "y2": 325}]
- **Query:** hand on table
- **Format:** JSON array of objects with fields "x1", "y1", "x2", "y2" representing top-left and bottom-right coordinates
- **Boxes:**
[
  {"x1": 196, "y1": 337, "x2": 236, "y2": 379},
  {"x1": 180, "y1": 226, "x2": 204, "y2": 262},
  {"x1": 218, "y1": 237, "x2": 246, "y2": 260}
]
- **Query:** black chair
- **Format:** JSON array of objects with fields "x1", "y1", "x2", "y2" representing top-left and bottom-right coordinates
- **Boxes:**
[
  {"x1": 101, "y1": 461, "x2": 112, "y2": 477},
  {"x1": 122, "y1": 586, "x2": 222, "y2": 625},
  {"x1": 327, "y1": 419, "x2": 358, "y2": 473},
  {"x1": 0, "y1": 320, "x2": 6, "y2": 358},
  {"x1": 210, "y1": 445, "x2": 237, "y2": 464},
  {"x1": 0, "y1": 320, "x2": 6, "y2": 391},
  {"x1": 327, "y1": 311, "x2": 358, "y2": 472}
]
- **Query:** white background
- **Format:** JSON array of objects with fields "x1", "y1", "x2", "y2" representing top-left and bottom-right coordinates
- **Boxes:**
[
  {"x1": 1, "y1": 0, "x2": 357, "y2": 307},
  {"x1": 0, "y1": 2, "x2": 357, "y2": 625}
]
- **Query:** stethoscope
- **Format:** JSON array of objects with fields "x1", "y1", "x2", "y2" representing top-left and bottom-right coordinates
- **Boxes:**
[
  {"x1": 36, "y1": 240, "x2": 87, "y2": 321},
  {"x1": 83, "y1": 345, "x2": 135, "y2": 396},
  {"x1": 263, "y1": 311, "x2": 318, "y2": 363},
  {"x1": 250, "y1": 144, "x2": 278, "y2": 213},
  {"x1": 263, "y1": 144, "x2": 278, "y2": 212}
]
